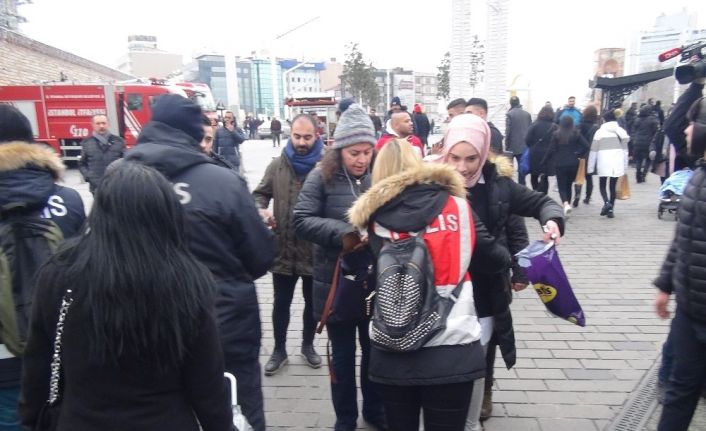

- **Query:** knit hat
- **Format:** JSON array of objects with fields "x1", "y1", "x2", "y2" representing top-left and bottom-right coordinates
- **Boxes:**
[
  {"x1": 441, "y1": 114, "x2": 491, "y2": 187},
  {"x1": 390, "y1": 96, "x2": 401, "y2": 107},
  {"x1": 150, "y1": 94, "x2": 204, "y2": 143},
  {"x1": 332, "y1": 103, "x2": 376, "y2": 149},
  {"x1": 0, "y1": 104, "x2": 33, "y2": 143}
]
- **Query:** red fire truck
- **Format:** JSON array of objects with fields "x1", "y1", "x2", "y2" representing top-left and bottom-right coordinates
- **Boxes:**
[{"x1": 0, "y1": 80, "x2": 216, "y2": 161}]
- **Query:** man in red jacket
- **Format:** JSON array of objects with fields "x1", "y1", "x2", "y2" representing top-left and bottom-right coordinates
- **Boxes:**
[{"x1": 376, "y1": 111, "x2": 425, "y2": 156}]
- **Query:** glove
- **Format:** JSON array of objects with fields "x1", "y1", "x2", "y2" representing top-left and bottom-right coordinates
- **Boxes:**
[{"x1": 649, "y1": 150, "x2": 656, "y2": 161}]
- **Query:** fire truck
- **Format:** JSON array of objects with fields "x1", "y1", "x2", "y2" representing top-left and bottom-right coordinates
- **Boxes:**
[{"x1": 0, "y1": 80, "x2": 216, "y2": 161}]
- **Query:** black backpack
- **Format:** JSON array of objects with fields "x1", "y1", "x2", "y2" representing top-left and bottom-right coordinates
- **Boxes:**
[
  {"x1": 371, "y1": 233, "x2": 461, "y2": 352},
  {"x1": 0, "y1": 214, "x2": 63, "y2": 356}
]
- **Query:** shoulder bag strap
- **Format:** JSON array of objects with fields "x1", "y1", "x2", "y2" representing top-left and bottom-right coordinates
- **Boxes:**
[
  {"x1": 316, "y1": 257, "x2": 342, "y2": 334},
  {"x1": 47, "y1": 289, "x2": 73, "y2": 405}
]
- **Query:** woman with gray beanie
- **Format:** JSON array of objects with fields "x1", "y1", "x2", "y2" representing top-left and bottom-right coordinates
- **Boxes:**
[{"x1": 294, "y1": 103, "x2": 385, "y2": 430}]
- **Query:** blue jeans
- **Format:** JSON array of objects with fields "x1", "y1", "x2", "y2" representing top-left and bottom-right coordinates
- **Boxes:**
[
  {"x1": 658, "y1": 307, "x2": 706, "y2": 430},
  {"x1": 0, "y1": 386, "x2": 21, "y2": 431},
  {"x1": 326, "y1": 321, "x2": 384, "y2": 431}
]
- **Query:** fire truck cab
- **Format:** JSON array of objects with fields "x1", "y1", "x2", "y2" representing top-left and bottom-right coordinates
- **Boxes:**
[{"x1": 0, "y1": 80, "x2": 214, "y2": 161}]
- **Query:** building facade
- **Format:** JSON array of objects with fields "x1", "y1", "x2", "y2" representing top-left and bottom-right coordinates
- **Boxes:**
[
  {"x1": 450, "y1": 0, "x2": 473, "y2": 101},
  {"x1": 414, "y1": 72, "x2": 439, "y2": 115},
  {"x1": 116, "y1": 35, "x2": 183, "y2": 79}
]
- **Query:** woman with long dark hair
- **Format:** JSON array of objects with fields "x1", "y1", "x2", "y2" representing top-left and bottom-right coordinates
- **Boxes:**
[
  {"x1": 543, "y1": 116, "x2": 589, "y2": 215},
  {"x1": 525, "y1": 106, "x2": 557, "y2": 194},
  {"x1": 20, "y1": 161, "x2": 234, "y2": 431},
  {"x1": 576, "y1": 105, "x2": 600, "y2": 205}
]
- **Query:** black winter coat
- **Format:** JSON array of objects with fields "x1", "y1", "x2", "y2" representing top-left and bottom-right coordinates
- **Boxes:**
[
  {"x1": 578, "y1": 121, "x2": 599, "y2": 159},
  {"x1": 544, "y1": 131, "x2": 589, "y2": 170},
  {"x1": 654, "y1": 161, "x2": 706, "y2": 323},
  {"x1": 468, "y1": 160, "x2": 565, "y2": 368},
  {"x1": 413, "y1": 112, "x2": 431, "y2": 139},
  {"x1": 214, "y1": 127, "x2": 246, "y2": 168},
  {"x1": 293, "y1": 167, "x2": 370, "y2": 321},
  {"x1": 489, "y1": 122, "x2": 504, "y2": 154},
  {"x1": 126, "y1": 122, "x2": 275, "y2": 361},
  {"x1": 664, "y1": 81, "x2": 704, "y2": 159},
  {"x1": 0, "y1": 142, "x2": 84, "y2": 388},
  {"x1": 19, "y1": 260, "x2": 234, "y2": 431},
  {"x1": 78, "y1": 134, "x2": 125, "y2": 191},
  {"x1": 632, "y1": 111, "x2": 660, "y2": 152},
  {"x1": 525, "y1": 119, "x2": 557, "y2": 176}
]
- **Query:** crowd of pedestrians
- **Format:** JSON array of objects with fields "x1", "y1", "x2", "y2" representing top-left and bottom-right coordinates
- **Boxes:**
[{"x1": 0, "y1": 72, "x2": 704, "y2": 431}]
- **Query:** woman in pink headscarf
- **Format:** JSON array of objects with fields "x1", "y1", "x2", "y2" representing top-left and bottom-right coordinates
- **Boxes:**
[{"x1": 440, "y1": 114, "x2": 565, "y2": 428}]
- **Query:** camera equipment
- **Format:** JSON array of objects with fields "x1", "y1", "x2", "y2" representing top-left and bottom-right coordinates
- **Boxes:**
[{"x1": 658, "y1": 41, "x2": 706, "y2": 84}]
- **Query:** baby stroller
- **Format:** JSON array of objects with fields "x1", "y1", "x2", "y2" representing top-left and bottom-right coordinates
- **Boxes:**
[{"x1": 658, "y1": 168, "x2": 693, "y2": 220}]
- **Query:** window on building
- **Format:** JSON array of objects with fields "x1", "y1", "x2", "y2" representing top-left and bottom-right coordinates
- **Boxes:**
[{"x1": 127, "y1": 93, "x2": 143, "y2": 111}]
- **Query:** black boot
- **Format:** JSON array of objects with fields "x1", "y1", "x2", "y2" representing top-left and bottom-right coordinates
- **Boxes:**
[
  {"x1": 600, "y1": 202, "x2": 610, "y2": 216},
  {"x1": 607, "y1": 203, "x2": 615, "y2": 218},
  {"x1": 573, "y1": 184, "x2": 582, "y2": 207},
  {"x1": 264, "y1": 349, "x2": 288, "y2": 376}
]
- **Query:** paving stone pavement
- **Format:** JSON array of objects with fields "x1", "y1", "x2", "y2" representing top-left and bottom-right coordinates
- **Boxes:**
[{"x1": 61, "y1": 139, "x2": 704, "y2": 430}]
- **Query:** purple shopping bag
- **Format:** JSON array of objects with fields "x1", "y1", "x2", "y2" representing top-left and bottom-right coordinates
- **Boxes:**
[{"x1": 516, "y1": 241, "x2": 585, "y2": 327}]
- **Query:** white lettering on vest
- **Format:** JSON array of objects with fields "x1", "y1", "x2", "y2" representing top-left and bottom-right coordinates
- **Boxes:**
[{"x1": 425, "y1": 213, "x2": 459, "y2": 234}]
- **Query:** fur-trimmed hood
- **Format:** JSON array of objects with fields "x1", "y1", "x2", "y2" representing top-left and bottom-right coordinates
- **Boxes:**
[
  {"x1": 488, "y1": 153, "x2": 514, "y2": 178},
  {"x1": 349, "y1": 163, "x2": 465, "y2": 230},
  {"x1": 0, "y1": 141, "x2": 65, "y2": 179}
]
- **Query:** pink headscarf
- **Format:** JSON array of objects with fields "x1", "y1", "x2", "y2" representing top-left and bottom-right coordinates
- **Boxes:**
[{"x1": 440, "y1": 114, "x2": 491, "y2": 187}]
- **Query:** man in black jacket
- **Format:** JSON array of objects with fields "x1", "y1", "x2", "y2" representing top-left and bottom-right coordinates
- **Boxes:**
[
  {"x1": 664, "y1": 79, "x2": 705, "y2": 170},
  {"x1": 79, "y1": 114, "x2": 125, "y2": 193},
  {"x1": 125, "y1": 95, "x2": 275, "y2": 431},
  {"x1": 214, "y1": 110, "x2": 246, "y2": 170},
  {"x1": 654, "y1": 91, "x2": 706, "y2": 431}
]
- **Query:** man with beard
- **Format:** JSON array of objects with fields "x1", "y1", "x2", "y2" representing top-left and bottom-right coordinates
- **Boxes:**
[
  {"x1": 79, "y1": 114, "x2": 125, "y2": 194},
  {"x1": 252, "y1": 114, "x2": 324, "y2": 376}
]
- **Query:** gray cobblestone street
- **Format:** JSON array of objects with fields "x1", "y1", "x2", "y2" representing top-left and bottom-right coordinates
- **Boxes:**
[{"x1": 62, "y1": 138, "x2": 705, "y2": 430}]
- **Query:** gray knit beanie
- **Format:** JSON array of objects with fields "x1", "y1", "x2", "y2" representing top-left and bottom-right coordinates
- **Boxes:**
[{"x1": 332, "y1": 103, "x2": 377, "y2": 149}]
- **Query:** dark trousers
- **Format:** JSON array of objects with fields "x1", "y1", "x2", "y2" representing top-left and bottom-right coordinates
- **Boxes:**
[
  {"x1": 514, "y1": 154, "x2": 526, "y2": 186},
  {"x1": 380, "y1": 381, "x2": 474, "y2": 431},
  {"x1": 599, "y1": 176, "x2": 618, "y2": 206},
  {"x1": 634, "y1": 149, "x2": 651, "y2": 181},
  {"x1": 530, "y1": 173, "x2": 549, "y2": 194},
  {"x1": 272, "y1": 273, "x2": 315, "y2": 350},
  {"x1": 485, "y1": 332, "x2": 498, "y2": 388},
  {"x1": 272, "y1": 132, "x2": 281, "y2": 147},
  {"x1": 556, "y1": 165, "x2": 578, "y2": 203},
  {"x1": 658, "y1": 307, "x2": 706, "y2": 430},
  {"x1": 584, "y1": 173, "x2": 594, "y2": 200},
  {"x1": 659, "y1": 331, "x2": 675, "y2": 384},
  {"x1": 327, "y1": 321, "x2": 384, "y2": 430},
  {"x1": 249, "y1": 129, "x2": 258, "y2": 139}
]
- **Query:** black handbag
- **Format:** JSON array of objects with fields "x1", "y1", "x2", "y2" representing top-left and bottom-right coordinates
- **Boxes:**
[
  {"x1": 316, "y1": 247, "x2": 376, "y2": 333},
  {"x1": 33, "y1": 289, "x2": 73, "y2": 431}
]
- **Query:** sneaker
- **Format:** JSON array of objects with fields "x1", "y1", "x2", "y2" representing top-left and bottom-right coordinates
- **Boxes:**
[
  {"x1": 301, "y1": 344, "x2": 322, "y2": 369},
  {"x1": 607, "y1": 205, "x2": 615, "y2": 218},
  {"x1": 564, "y1": 203, "x2": 572, "y2": 217},
  {"x1": 264, "y1": 349, "x2": 288, "y2": 376}
]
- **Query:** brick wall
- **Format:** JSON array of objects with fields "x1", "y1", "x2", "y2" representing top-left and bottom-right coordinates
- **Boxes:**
[{"x1": 0, "y1": 28, "x2": 132, "y2": 85}]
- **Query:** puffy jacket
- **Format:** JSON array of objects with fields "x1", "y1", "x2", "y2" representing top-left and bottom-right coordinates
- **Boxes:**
[
  {"x1": 348, "y1": 163, "x2": 488, "y2": 385},
  {"x1": 0, "y1": 141, "x2": 84, "y2": 388},
  {"x1": 506, "y1": 106, "x2": 532, "y2": 155},
  {"x1": 125, "y1": 121, "x2": 275, "y2": 361},
  {"x1": 294, "y1": 167, "x2": 370, "y2": 320},
  {"x1": 654, "y1": 161, "x2": 706, "y2": 323},
  {"x1": 376, "y1": 133, "x2": 425, "y2": 157},
  {"x1": 78, "y1": 134, "x2": 125, "y2": 191},
  {"x1": 468, "y1": 156, "x2": 565, "y2": 369},
  {"x1": 543, "y1": 131, "x2": 589, "y2": 170},
  {"x1": 632, "y1": 108, "x2": 659, "y2": 152},
  {"x1": 665, "y1": 81, "x2": 704, "y2": 161},
  {"x1": 588, "y1": 121, "x2": 630, "y2": 177},
  {"x1": 214, "y1": 127, "x2": 246, "y2": 168},
  {"x1": 252, "y1": 151, "x2": 315, "y2": 276}
]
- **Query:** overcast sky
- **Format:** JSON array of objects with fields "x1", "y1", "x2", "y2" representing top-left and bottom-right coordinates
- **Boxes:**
[{"x1": 19, "y1": 0, "x2": 706, "y2": 110}]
